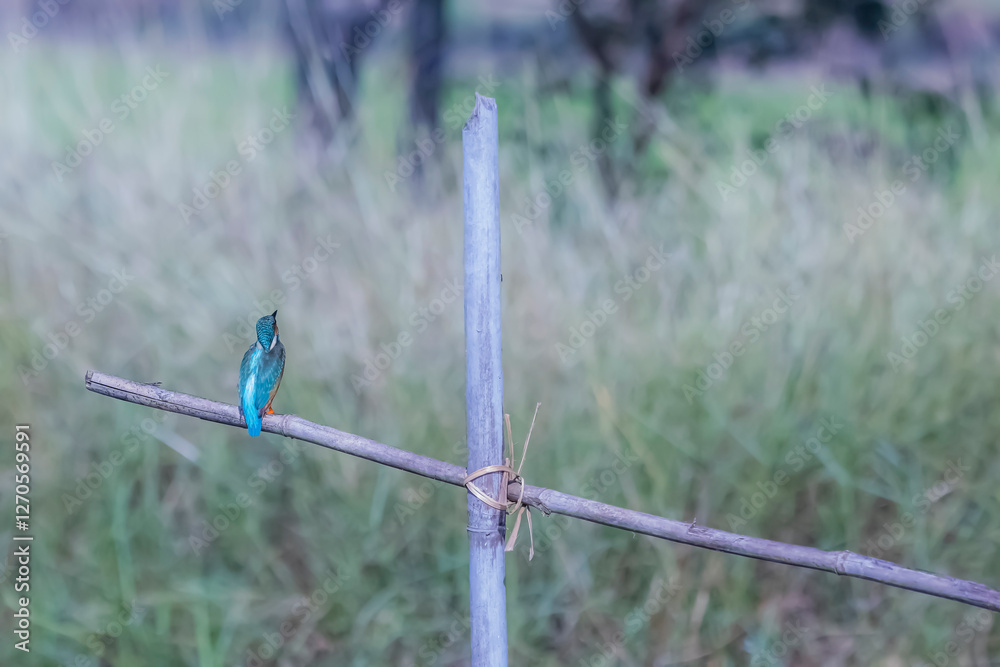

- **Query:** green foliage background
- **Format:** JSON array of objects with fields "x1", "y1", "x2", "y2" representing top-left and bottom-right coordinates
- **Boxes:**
[{"x1": 2, "y1": 27, "x2": 1000, "y2": 667}]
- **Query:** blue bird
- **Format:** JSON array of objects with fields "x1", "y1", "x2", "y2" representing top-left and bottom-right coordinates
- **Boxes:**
[{"x1": 238, "y1": 310, "x2": 285, "y2": 437}]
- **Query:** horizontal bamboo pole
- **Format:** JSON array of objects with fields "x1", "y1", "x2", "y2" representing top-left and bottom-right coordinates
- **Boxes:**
[{"x1": 84, "y1": 370, "x2": 1000, "y2": 612}]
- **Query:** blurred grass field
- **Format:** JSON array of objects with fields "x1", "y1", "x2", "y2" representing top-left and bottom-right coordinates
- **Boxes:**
[{"x1": 2, "y1": 35, "x2": 1000, "y2": 666}]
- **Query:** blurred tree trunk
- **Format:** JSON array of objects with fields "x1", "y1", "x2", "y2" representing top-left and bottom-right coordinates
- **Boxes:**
[
  {"x1": 409, "y1": 0, "x2": 446, "y2": 134},
  {"x1": 283, "y1": 0, "x2": 391, "y2": 143},
  {"x1": 404, "y1": 0, "x2": 447, "y2": 194},
  {"x1": 570, "y1": 0, "x2": 706, "y2": 200}
]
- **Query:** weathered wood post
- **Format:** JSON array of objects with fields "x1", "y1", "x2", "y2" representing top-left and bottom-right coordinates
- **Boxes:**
[{"x1": 463, "y1": 93, "x2": 508, "y2": 665}]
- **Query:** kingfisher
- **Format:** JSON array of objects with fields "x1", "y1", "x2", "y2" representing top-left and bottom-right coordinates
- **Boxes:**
[{"x1": 238, "y1": 310, "x2": 286, "y2": 437}]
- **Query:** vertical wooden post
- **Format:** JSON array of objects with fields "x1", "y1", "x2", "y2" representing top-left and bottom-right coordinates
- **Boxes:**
[{"x1": 463, "y1": 93, "x2": 507, "y2": 666}]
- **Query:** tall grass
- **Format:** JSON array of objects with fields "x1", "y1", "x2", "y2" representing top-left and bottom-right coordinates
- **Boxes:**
[{"x1": 2, "y1": 36, "x2": 999, "y2": 665}]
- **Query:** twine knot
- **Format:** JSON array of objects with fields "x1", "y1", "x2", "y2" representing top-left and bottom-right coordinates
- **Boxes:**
[{"x1": 463, "y1": 403, "x2": 541, "y2": 560}]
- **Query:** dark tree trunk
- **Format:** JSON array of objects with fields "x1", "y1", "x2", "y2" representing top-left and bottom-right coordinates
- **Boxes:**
[{"x1": 409, "y1": 0, "x2": 446, "y2": 133}]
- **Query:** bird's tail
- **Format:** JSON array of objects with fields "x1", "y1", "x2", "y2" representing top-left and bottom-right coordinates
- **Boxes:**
[{"x1": 243, "y1": 399, "x2": 262, "y2": 437}]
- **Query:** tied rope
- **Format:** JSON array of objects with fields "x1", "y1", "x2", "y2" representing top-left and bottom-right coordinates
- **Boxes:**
[{"x1": 463, "y1": 403, "x2": 541, "y2": 560}]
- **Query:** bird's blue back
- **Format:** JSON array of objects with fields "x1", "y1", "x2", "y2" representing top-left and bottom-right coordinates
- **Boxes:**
[
  {"x1": 239, "y1": 343, "x2": 285, "y2": 436},
  {"x1": 239, "y1": 344, "x2": 264, "y2": 436}
]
